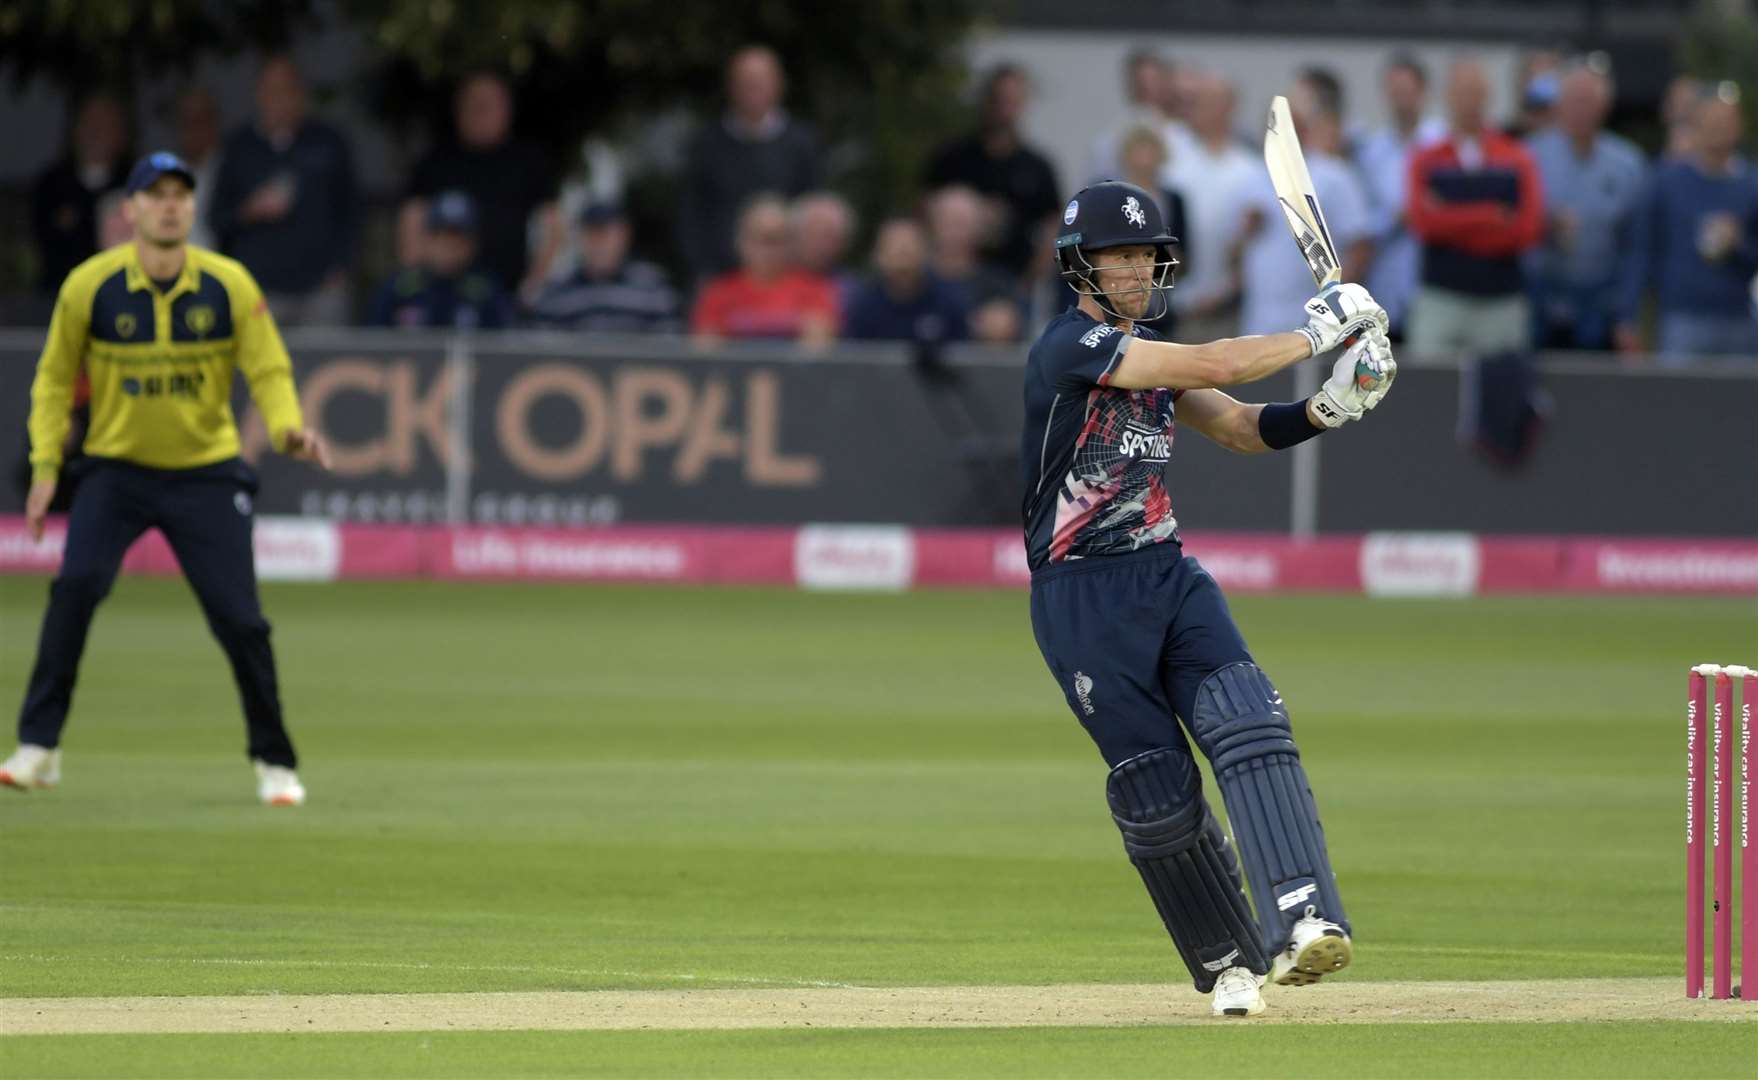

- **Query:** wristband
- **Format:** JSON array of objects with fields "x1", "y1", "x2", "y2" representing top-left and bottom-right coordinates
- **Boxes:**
[{"x1": 1258, "y1": 400, "x2": 1326, "y2": 450}]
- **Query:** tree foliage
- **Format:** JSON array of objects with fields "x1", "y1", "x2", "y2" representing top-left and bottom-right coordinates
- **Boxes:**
[
  {"x1": 1677, "y1": 0, "x2": 1758, "y2": 150},
  {"x1": 0, "y1": 0, "x2": 316, "y2": 94}
]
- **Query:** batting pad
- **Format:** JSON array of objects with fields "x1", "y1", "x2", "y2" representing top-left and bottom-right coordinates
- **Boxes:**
[
  {"x1": 1189, "y1": 662, "x2": 1350, "y2": 950},
  {"x1": 1107, "y1": 746, "x2": 1271, "y2": 990}
]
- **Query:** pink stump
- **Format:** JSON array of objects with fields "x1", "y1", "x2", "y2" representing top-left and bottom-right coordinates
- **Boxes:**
[
  {"x1": 1689, "y1": 669, "x2": 1707, "y2": 998},
  {"x1": 1743, "y1": 672, "x2": 1755, "y2": 1000},
  {"x1": 1713, "y1": 671, "x2": 1734, "y2": 999}
]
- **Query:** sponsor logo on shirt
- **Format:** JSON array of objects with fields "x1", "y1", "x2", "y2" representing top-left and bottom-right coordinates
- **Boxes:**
[
  {"x1": 1118, "y1": 421, "x2": 1171, "y2": 463},
  {"x1": 1078, "y1": 323, "x2": 1119, "y2": 348}
]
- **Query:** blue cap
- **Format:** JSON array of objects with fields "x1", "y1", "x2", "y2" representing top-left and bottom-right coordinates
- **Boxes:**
[
  {"x1": 426, "y1": 190, "x2": 478, "y2": 232},
  {"x1": 126, "y1": 152, "x2": 196, "y2": 195},
  {"x1": 1524, "y1": 72, "x2": 1561, "y2": 109}
]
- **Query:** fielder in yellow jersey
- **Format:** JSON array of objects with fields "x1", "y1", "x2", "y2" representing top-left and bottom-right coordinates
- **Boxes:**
[{"x1": 1, "y1": 152, "x2": 331, "y2": 807}]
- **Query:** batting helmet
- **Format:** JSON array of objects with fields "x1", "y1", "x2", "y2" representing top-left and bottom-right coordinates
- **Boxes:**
[{"x1": 1054, "y1": 180, "x2": 1180, "y2": 322}]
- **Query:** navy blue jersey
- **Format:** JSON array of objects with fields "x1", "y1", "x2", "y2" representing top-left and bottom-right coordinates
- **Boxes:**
[{"x1": 1021, "y1": 307, "x2": 1183, "y2": 571}]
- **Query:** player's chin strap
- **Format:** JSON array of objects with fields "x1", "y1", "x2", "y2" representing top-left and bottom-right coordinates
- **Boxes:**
[{"x1": 1060, "y1": 246, "x2": 1178, "y2": 325}]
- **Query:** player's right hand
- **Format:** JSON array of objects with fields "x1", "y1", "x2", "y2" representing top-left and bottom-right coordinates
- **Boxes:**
[
  {"x1": 25, "y1": 478, "x2": 56, "y2": 541},
  {"x1": 1310, "y1": 332, "x2": 1396, "y2": 428},
  {"x1": 1295, "y1": 283, "x2": 1389, "y2": 358}
]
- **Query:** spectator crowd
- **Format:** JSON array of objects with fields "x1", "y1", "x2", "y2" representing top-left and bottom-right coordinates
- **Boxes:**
[{"x1": 26, "y1": 44, "x2": 1758, "y2": 362}]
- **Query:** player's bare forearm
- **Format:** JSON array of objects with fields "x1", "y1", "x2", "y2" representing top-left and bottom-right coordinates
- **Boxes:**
[{"x1": 1109, "y1": 332, "x2": 1310, "y2": 392}]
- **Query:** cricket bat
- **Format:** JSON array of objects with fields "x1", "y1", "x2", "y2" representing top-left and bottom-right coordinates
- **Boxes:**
[{"x1": 1264, "y1": 94, "x2": 1342, "y2": 289}]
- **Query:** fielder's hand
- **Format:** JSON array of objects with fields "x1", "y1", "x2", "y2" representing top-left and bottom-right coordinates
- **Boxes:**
[
  {"x1": 1309, "y1": 332, "x2": 1396, "y2": 429},
  {"x1": 1296, "y1": 282, "x2": 1390, "y2": 358},
  {"x1": 24, "y1": 478, "x2": 56, "y2": 541},
  {"x1": 281, "y1": 428, "x2": 332, "y2": 470}
]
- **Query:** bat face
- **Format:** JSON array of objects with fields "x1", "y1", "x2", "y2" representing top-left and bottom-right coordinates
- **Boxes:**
[{"x1": 1264, "y1": 95, "x2": 1343, "y2": 289}]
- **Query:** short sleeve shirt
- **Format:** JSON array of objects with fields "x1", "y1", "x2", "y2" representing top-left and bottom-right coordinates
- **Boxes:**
[{"x1": 1020, "y1": 308, "x2": 1183, "y2": 570}]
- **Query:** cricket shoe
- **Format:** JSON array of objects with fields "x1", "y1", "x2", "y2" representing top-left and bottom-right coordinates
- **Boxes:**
[
  {"x1": 1270, "y1": 906, "x2": 1352, "y2": 986},
  {"x1": 254, "y1": 761, "x2": 306, "y2": 807},
  {"x1": 1210, "y1": 965, "x2": 1266, "y2": 1017},
  {"x1": 0, "y1": 744, "x2": 60, "y2": 791}
]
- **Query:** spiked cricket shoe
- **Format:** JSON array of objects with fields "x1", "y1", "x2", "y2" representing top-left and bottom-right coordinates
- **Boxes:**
[
  {"x1": 1271, "y1": 906, "x2": 1352, "y2": 986},
  {"x1": 1210, "y1": 965, "x2": 1266, "y2": 1017},
  {"x1": 0, "y1": 745, "x2": 60, "y2": 791}
]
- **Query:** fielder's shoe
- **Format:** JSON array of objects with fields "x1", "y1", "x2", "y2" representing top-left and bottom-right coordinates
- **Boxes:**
[
  {"x1": 253, "y1": 761, "x2": 306, "y2": 807},
  {"x1": 1210, "y1": 965, "x2": 1266, "y2": 1017},
  {"x1": 1271, "y1": 906, "x2": 1352, "y2": 986},
  {"x1": 0, "y1": 744, "x2": 61, "y2": 791}
]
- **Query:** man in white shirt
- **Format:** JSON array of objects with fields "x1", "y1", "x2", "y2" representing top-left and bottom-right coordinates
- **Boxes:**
[
  {"x1": 1087, "y1": 50, "x2": 1197, "y2": 185},
  {"x1": 1235, "y1": 68, "x2": 1373, "y2": 337},
  {"x1": 1165, "y1": 72, "x2": 1260, "y2": 341},
  {"x1": 1354, "y1": 55, "x2": 1446, "y2": 339}
]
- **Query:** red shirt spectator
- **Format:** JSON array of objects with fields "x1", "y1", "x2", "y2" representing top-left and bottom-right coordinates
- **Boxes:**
[
  {"x1": 1407, "y1": 133, "x2": 1543, "y2": 275},
  {"x1": 691, "y1": 195, "x2": 838, "y2": 345},
  {"x1": 1403, "y1": 58, "x2": 1544, "y2": 355}
]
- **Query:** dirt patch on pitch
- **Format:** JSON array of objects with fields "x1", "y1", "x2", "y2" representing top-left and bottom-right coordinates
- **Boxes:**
[{"x1": 3, "y1": 978, "x2": 1751, "y2": 1035}]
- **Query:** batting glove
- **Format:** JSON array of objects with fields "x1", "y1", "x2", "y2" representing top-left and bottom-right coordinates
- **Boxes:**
[
  {"x1": 1309, "y1": 330, "x2": 1397, "y2": 428},
  {"x1": 1296, "y1": 282, "x2": 1390, "y2": 357}
]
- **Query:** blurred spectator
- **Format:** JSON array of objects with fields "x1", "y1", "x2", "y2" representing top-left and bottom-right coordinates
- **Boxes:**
[
  {"x1": 1407, "y1": 58, "x2": 1544, "y2": 354},
  {"x1": 366, "y1": 191, "x2": 510, "y2": 330},
  {"x1": 1662, "y1": 75, "x2": 1703, "y2": 160},
  {"x1": 526, "y1": 202, "x2": 678, "y2": 333},
  {"x1": 790, "y1": 191, "x2": 858, "y2": 301},
  {"x1": 691, "y1": 195, "x2": 838, "y2": 345},
  {"x1": 1166, "y1": 72, "x2": 1256, "y2": 341},
  {"x1": 1116, "y1": 124, "x2": 1188, "y2": 337},
  {"x1": 1086, "y1": 50, "x2": 1194, "y2": 184},
  {"x1": 175, "y1": 87, "x2": 224, "y2": 249},
  {"x1": 924, "y1": 63, "x2": 1061, "y2": 280},
  {"x1": 209, "y1": 55, "x2": 358, "y2": 326},
  {"x1": 1355, "y1": 54, "x2": 1446, "y2": 339},
  {"x1": 680, "y1": 46, "x2": 821, "y2": 281},
  {"x1": 1526, "y1": 66, "x2": 1647, "y2": 350},
  {"x1": 1505, "y1": 45, "x2": 1564, "y2": 139},
  {"x1": 924, "y1": 185, "x2": 1023, "y2": 343},
  {"x1": 401, "y1": 71, "x2": 562, "y2": 302},
  {"x1": 93, "y1": 190, "x2": 132, "y2": 249},
  {"x1": 30, "y1": 93, "x2": 130, "y2": 291},
  {"x1": 844, "y1": 216, "x2": 970, "y2": 344},
  {"x1": 1234, "y1": 69, "x2": 1372, "y2": 337},
  {"x1": 1616, "y1": 88, "x2": 1758, "y2": 363}
]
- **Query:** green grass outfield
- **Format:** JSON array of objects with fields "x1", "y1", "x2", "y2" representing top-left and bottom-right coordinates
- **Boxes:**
[{"x1": 1, "y1": 577, "x2": 1754, "y2": 1077}]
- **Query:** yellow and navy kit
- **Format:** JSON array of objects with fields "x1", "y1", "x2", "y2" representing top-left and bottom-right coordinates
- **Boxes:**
[{"x1": 28, "y1": 243, "x2": 304, "y2": 481}]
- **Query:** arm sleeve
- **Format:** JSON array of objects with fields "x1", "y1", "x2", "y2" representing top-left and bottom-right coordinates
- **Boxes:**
[
  {"x1": 690, "y1": 280, "x2": 727, "y2": 335},
  {"x1": 1502, "y1": 147, "x2": 1545, "y2": 254},
  {"x1": 328, "y1": 129, "x2": 361, "y2": 271},
  {"x1": 232, "y1": 270, "x2": 304, "y2": 447},
  {"x1": 205, "y1": 139, "x2": 245, "y2": 249},
  {"x1": 1040, "y1": 318, "x2": 1132, "y2": 392},
  {"x1": 1615, "y1": 173, "x2": 1661, "y2": 323},
  {"x1": 27, "y1": 278, "x2": 90, "y2": 481}
]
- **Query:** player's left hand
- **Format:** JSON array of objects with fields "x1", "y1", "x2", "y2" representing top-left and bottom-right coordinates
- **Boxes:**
[
  {"x1": 1309, "y1": 331, "x2": 1396, "y2": 428},
  {"x1": 281, "y1": 428, "x2": 332, "y2": 470}
]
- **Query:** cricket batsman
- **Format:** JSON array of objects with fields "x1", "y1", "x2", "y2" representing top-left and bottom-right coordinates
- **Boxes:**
[
  {"x1": 1024, "y1": 180, "x2": 1394, "y2": 1016},
  {"x1": 0, "y1": 152, "x2": 330, "y2": 806}
]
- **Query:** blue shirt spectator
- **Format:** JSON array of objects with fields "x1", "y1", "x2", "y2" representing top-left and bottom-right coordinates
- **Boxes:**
[
  {"x1": 844, "y1": 217, "x2": 970, "y2": 344},
  {"x1": 1353, "y1": 55, "x2": 1446, "y2": 337},
  {"x1": 1616, "y1": 95, "x2": 1758, "y2": 363},
  {"x1": 208, "y1": 56, "x2": 358, "y2": 325},
  {"x1": 366, "y1": 192, "x2": 509, "y2": 330},
  {"x1": 1525, "y1": 69, "x2": 1648, "y2": 349},
  {"x1": 526, "y1": 203, "x2": 678, "y2": 333}
]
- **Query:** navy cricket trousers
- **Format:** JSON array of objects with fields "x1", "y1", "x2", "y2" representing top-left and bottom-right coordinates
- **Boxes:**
[
  {"x1": 1030, "y1": 543, "x2": 1251, "y2": 768},
  {"x1": 16, "y1": 457, "x2": 297, "y2": 767}
]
